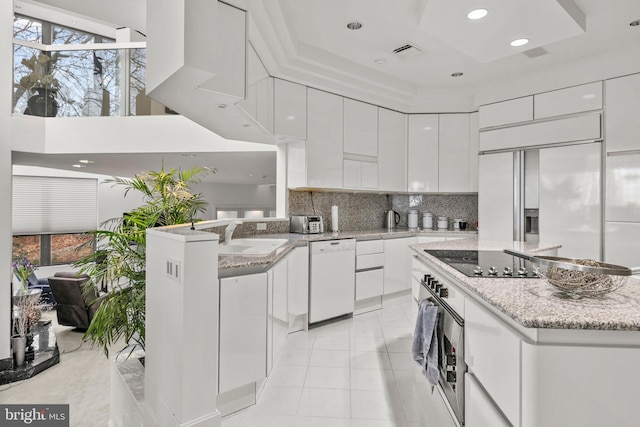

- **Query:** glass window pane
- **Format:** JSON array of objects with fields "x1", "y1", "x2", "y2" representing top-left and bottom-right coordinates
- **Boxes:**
[
  {"x1": 130, "y1": 48, "x2": 147, "y2": 115},
  {"x1": 12, "y1": 235, "x2": 41, "y2": 265},
  {"x1": 217, "y1": 210, "x2": 238, "y2": 220},
  {"x1": 52, "y1": 25, "x2": 95, "y2": 45},
  {"x1": 51, "y1": 234, "x2": 94, "y2": 264},
  {"x1": 13, "y1": 16, "x2": 42, "y2": 42}
]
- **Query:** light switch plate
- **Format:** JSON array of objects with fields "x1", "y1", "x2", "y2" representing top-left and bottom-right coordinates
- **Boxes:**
[
  {"x1": 166, "y1": 258, "x2": 182, "y2": 283},
  {"x1": 256, "y1": 223, "x2": 267, "y2": 231}
]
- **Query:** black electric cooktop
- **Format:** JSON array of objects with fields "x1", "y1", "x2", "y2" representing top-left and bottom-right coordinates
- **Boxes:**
[{"x1": 424, "y1": 249, "x2": 539, "y2": 278}]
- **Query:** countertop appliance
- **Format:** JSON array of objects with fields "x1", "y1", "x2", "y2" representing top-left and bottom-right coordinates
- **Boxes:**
[
  {"x1": 385, "y1": 210, "x2": 400, "y2": 229},
  {"x1": 290, "y1": 215, "x2": 324, "y2": 234},
  {"x1": 417, "y1": 270, "x2": 465, "y2": 425},
  {"x1": 424, "y1": 249, "x2": 540, "y2": 278},
  {"x1": 309, "y1": 239, "x2": 356, "y2": 324}
]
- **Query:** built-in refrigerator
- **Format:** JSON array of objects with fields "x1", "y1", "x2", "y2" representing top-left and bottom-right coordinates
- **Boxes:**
[{"x1": 479, "y1": 141, "x2": 602, "y2": 260}]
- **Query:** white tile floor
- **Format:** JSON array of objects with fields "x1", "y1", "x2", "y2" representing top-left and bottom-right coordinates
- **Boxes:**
[{"x1": 221, "y1": 296, "x2": 457, "y2": 427}]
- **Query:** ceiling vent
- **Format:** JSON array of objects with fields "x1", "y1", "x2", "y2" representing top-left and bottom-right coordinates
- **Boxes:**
[
  {"x1": 523, "y1": 46, "x2": 549, "y2": 58},
  {"x1": 392, "y1": 42, "x2": 423, "y2": 58}
]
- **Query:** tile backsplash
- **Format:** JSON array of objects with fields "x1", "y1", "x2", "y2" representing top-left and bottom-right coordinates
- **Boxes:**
[{"x1": 289, "y1": 190, "x2": 478, "y2": 231}]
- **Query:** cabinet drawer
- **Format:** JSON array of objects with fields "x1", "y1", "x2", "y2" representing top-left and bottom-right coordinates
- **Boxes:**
[
  {"x1": 356, "y1": 239, "x2": 384, "y2": 255},
  {"x1": 356, "y1": 268, "x2": 383, "y2": 300},
  {"x1": 357, "y1": 253, "x2": 384, "y2": 270}
]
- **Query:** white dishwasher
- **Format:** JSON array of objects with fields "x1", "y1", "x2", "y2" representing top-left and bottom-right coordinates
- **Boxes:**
[{"x1": 309, "y1": 239, "x2": 356, "y2": 324}]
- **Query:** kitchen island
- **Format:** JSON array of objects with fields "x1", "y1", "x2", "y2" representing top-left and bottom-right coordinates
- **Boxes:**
[{"x1": 411, "y1": 238, "x2": 640, "y2": 427}]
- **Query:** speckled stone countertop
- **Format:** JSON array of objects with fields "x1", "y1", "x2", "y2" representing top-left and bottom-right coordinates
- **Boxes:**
[
  {"x1": 217, "y1": 228, "x2": 476, "y2": 277},
  {"x1": 411, "y1": 239, "x2": 640, "y2": 331}
]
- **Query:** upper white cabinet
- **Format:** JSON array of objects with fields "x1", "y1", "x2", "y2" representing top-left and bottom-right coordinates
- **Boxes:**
[
  {"x1": 605, "y1": 73, "x2": 640, "y2": 152},
  {"x1": 469, "y1": 112, "x2": 479, "y2": 192},
  {"x1": 306, "y1": 88, "x2": 344, "y2": 189},
  {"x1": 478, "y1": 151, "x2": 514, "y2": 241},
  {"x1": 344, "y1": 99, "x2": 378, "y2": 157},
  {"x1": 408, "y1": 114, "x2": 439, "y2": 192},
  {"x1": 343, "y1": 159, "x2": 378, "y2": 189},
  {"x1": 439, "y1": 114, "x2": 470, "y2": 193},
  {"x1": 378, "y1": 108, "x2": 407, "y2": 192},
  {"x1": 238, "y1": 44, "x2": 273, "y2": 133},
  {"x1": 534, "y1": 82, "x2": 603, "y2": 119},
  {"x1": 274, "y1": 79, "x2": 307, "y2": 140},
  {"x1": 478, "y1": 96, "x2": 533, "y2": 129}
]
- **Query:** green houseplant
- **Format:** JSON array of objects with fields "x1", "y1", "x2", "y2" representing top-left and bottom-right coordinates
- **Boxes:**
[{"x1": 75, "y1": 165, "x2": 210, "y2": 357}]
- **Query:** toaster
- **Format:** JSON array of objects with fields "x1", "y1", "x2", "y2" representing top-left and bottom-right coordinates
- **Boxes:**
[{"x1": 290, "y1": 215, "x2": 324, "y2": 234}]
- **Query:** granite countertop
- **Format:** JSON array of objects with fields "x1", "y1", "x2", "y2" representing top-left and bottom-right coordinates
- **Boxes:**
[
  {"x1": 411, "y1": 239, "x2": 640, "y2": 331},
  {"x1": 217, "y1": 228, "x2": 477, "y2": 276}
]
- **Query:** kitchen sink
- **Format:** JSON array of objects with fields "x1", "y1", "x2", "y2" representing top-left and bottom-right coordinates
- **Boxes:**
[{"x1": 218, "y1": 238, "x2": 289, "y2": 256}]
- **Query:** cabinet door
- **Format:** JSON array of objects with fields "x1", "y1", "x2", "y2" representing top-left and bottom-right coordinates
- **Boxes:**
[
  {"x1": 378, "y1": 108, "x2": 407, "y2": 192},
  {"x1": 539, "y1": 143, "x2": 601, "y2": 260},
  {"x1": 356, "y1": 268, "x2": 384, "y2": 300},
  {"x1": 534, "y1": 81, "x2": 602, "y2": 119},
  {"x1": 237, "y1": 44, "x2": 259, "y2": 121},
  {"x1": 219, "y1": 273, "x2": 267, "y2": 394},
  {"x1": 606, "y1": 153, "x2": 640, "y2": 222},
  {"x1": 478, "y1": 152, "x2": 514, "y2": 241},
  {"x1": 479, "y1": 96, "x2": 533, "y2": 129},
  {"x1": 344, "y1": 98, "x2": 378, "y2": 157},
  {"x1": 606, "y1": 73, "x2": 640, "y2": 152},
  {"x1": 468, "y1": 112, "x2": 479, "y2": 192},
  {"x1": 383, "y1": 237, "x2": 416, "y2": 295},
  {"x1": 465, "y1": 298, "x2": 520, "y2": 426},
  {"x1": 407, "y1": 114, "x2": 439, "y2": 192},
  {"x1": 361, "y1": 161, "x2": 378, "y2": 189},
  {"x1": 270, "y1": 259, "x2": 288, "y2": 367},
  {"x1": 343, "y1": 159, "x2": 361, "y2": 188},
  {"x1": 439, "y1": 114, "x2": 470, "y2": 192},
  {"x1": 307, "y1": 89, "x2": 344, "y2": 188},
  {"x1": 274, "y1": 79, "x2": 306, "y2": 139}
]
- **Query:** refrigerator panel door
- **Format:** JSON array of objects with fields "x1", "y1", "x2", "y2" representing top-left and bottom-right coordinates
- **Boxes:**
[
  {"x1": 478, "y1": 152, "x2": 514, "y2": 241},
  {"x1": 539, "y1": 143, "x2": 601, "y2": 260}
]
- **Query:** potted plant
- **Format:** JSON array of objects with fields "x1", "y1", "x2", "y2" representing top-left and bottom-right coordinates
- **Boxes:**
[
  {"x1": 19, "y1": 51, "x2": 62, "y2": 117},
  {"x1": 74, "y1": 165, "x2": 210, "y2": 358},
  {"x1": 12, "y1": 257, "x2": 37, "y2": 294}
]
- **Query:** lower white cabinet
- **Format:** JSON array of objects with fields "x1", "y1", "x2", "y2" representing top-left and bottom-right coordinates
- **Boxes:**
[
  {"x1": 383, "y1": 237, "x2": 417, "y2": 295},
  {"x1": 269, "y1": 258, "x2": 288, "y2": 371},
  {"x1": 287, "y1": 246, "x2": 309, "y2": 331},
  {"x1": 465, "y1": 373, "x2": 510, "y2": 427},
  {"x1": 355, "y1": 269, "x2": 383, "y2": 300},
  {"x1": 219, "y1": 273, "x2": 268, "y2": 394},
  {"x1": 465, "y1": 298, "x2": 520, "y2": 426}
]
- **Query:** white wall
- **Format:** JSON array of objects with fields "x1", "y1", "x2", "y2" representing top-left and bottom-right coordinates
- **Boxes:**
[{"x1": 1, "y1": 0, "x2": 14, "y2": 361}]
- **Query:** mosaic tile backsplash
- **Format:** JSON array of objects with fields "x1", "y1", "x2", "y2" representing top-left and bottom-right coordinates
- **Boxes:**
[{"x1": 288, "y1": 191, "x2": 478, "y2": 231}]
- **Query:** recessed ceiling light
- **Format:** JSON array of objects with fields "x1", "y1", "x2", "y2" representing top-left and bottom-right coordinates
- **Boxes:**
[
  {"x1": 467, "y1": 9, "x2": 488, "y2": 20},
  {"x1": 374, "y1": 59, "x2": 386, "y2": 65},
  {"x1": 451, "y1": 72, "x2": 464, "y2": 77},
  {"x1": 216, "y1": 104, "x2": 227, "y2": 109},
  {"x1": 582, "y1": 94, "x2": 596, "y2": 99},
  {"x1": 285, "y1": 115, "x2": 296, "y2": 120},
  {"x1": 423, "y1": 126, "x2": 433, "y2": 131},
  {"x1": 630, "y1": 19, "x2": 640, "y2": 27},
  {"x1": 72, "y1": 164, "x2": 85, "y2": 168},
  {"x1": 347, "y1": 21, "x2": 363, "y2": 30},
  {"x1": 510, "y1": 38, "x2": 529, "y2": 47},
  {"x1": 78, "y1": 159, "x2": 94, "y2": 164}
]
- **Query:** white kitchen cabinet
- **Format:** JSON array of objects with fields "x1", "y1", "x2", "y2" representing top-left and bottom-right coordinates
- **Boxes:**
[
  {"x1": 605, "y1": 73, "x2": 640, "y2": 152},
  {"x1": 219, "y1": 273, "x2": 268, "y2": 394},
  {"x1": 269, "y1": 258, "x2": 288, "y2": 368},
  {"x1": 378, "y1": 108, "x2": 407, "y2": 192},
  {"x1": 238, "y1": 44, "x2": 272, "y2": 133},
  {"x1": 383, "y1": 237, "x2": 417, "y2": 295},
  {"x1": 478, "y1": 96, "x2": 533, "y2": 129},
  {"x1": 274, "y1": 78, "x2": 306, "y2": 140},
  {"x1": 465, "y1": 373, "x2": 510, "y2": 427},
  {"x1": 439, "y1": 114, "x2": 470, "y2": 192},
  {"x1": 343, "y1": 159, "x2": 378, "y2": 189},
  {"x1": 606, "y1": 153, "x2": 640, "y2": 222},
  {"x1": 478, "y1": 152, "x2": 514, "y2": 241},
  {"x1": 468, "y1": 112, "x2": 479, "y2": 192},
  {"x1": 534, "y1": 81, "x2": 603, "y2": 119},
  {"x1": 344, "y1": 98, "x2": 378, "y2": 157},
  {"x1": 539, "y1": 142, "x2": 601, "y2": 260},
  {"x1": 355, "y1": 239, "x2": 384, "y2": 314},
  {"x1": 465, "y1": 298, "x2": 520, "y2": 426},
  {"x1": 355, "y1": 269, "x2": 384, "y2": 300},
  {"x1": 306, "y1": 88, "x2": 344, "y2": 188},
  {"x1": 287, "y1": 246, "x2": 309, "y2": 331},
  {"x1": 479, "y1": 113, "x2": 601, "y2": 152},
  {"x1": 407, "y1": 114, "x2": 439, "y2": 192},
  {"x1": 605, "y1": 222, "x2": 640, "y2": 268}
]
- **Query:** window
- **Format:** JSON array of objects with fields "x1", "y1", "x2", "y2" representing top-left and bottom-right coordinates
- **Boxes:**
[{"x1": 12, "y1": 233, "x2": 94, "y2": 266}]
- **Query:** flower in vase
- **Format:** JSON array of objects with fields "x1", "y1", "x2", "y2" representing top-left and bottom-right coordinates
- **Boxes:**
[{"x1": 12, "y1": 257, "x2": 37, "y2": 293}]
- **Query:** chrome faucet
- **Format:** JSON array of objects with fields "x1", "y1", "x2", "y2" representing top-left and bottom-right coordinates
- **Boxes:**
[{"x1": 224, "y1": 220, "x2": 243, "y2": 244}]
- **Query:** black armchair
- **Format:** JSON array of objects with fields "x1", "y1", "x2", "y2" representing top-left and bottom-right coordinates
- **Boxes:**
[{"x1": 47, "y1": 272, "x2": 106, "y2": 330}]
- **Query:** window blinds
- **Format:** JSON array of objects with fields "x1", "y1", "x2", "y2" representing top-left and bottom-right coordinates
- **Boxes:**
[{"x1": 12, "y1": 176, "x2": 98, "y2": 234}]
